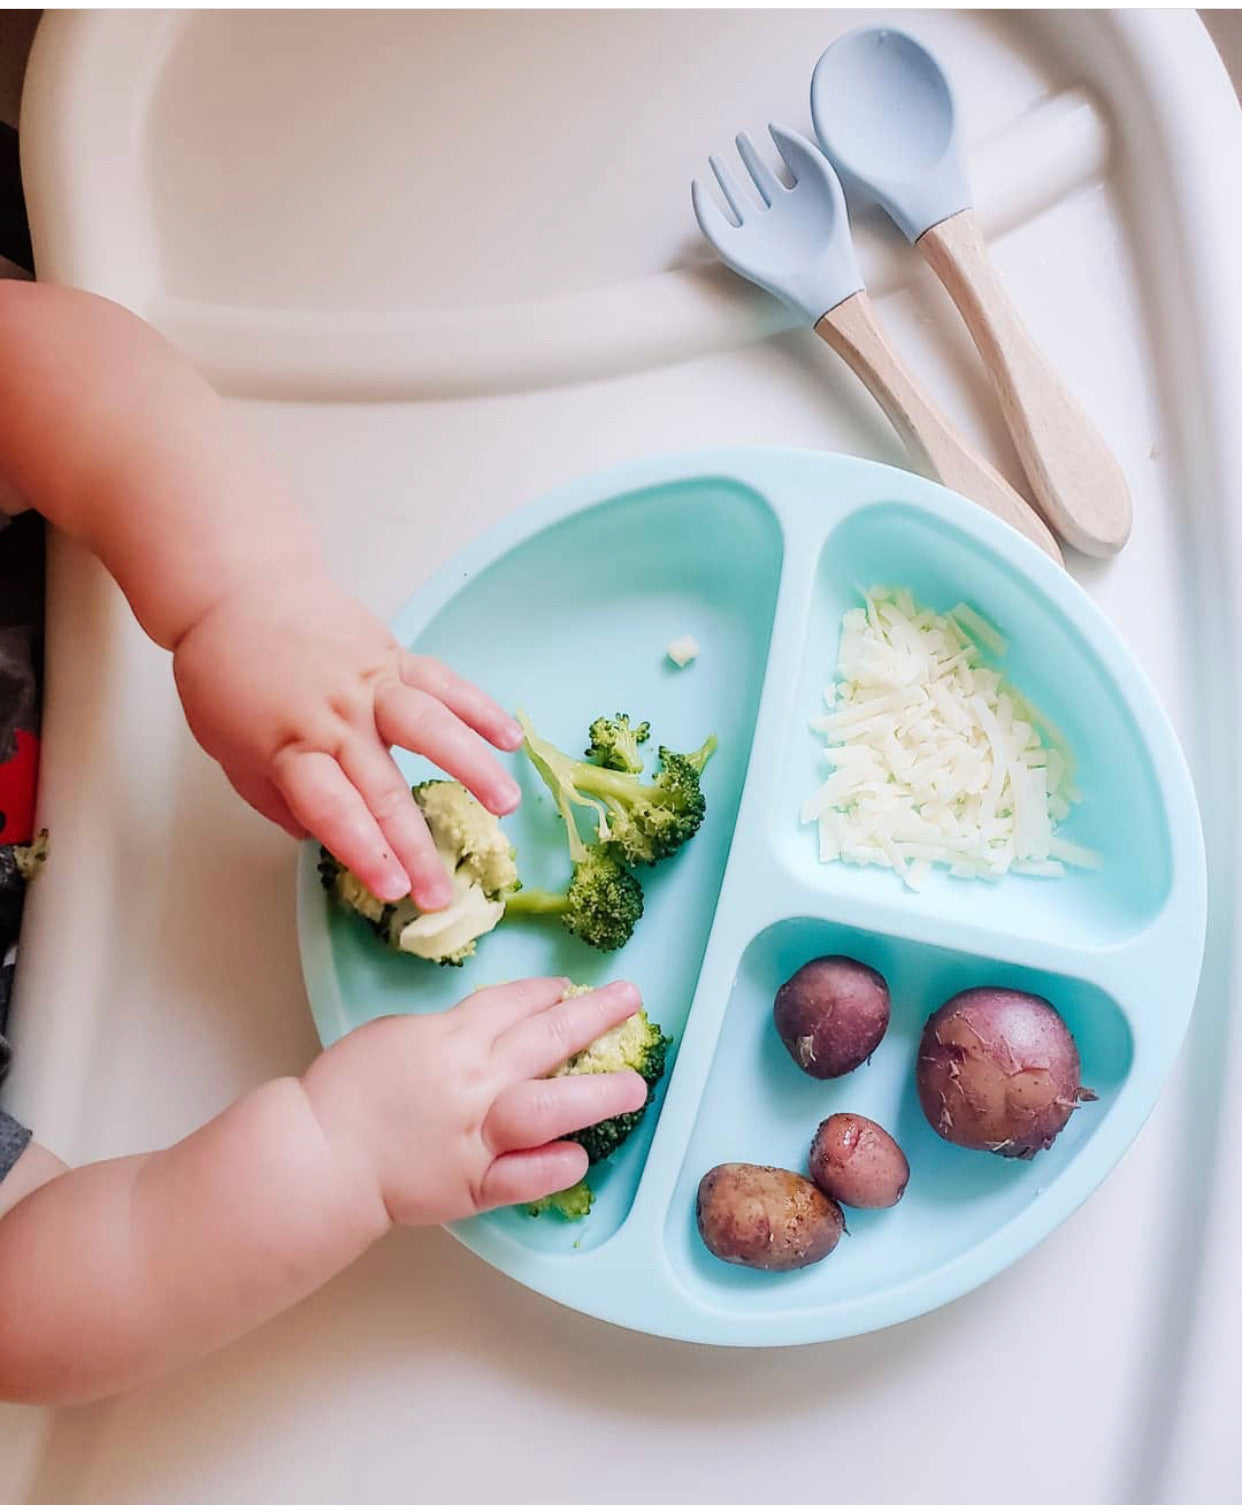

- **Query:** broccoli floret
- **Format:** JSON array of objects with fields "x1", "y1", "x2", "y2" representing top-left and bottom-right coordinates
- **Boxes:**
[
  {"x1": 551, "y1": 996, "x2": 671, "y2": 1163},
  {"x1": 526, "y1": 988, "x2": 672, "y2": 1220},
  {"x1": 320, "y1": 850, "x2": 502, "y2": 966},
  {"x1": 518, "y1": 711, "x2": 717, "y2": 868},
  {"x1": 321, "y1": 776, "x2": 646, "y2": 962},
  {"x1": 585, "y1": 713, "x2": 650, "y2": 774},
  {"x1": 319, "y1": 781, "x2": 514, "y2": 966},
  {"x1": 525, "y1": 1180, "x2": 595, "y2": 1220},
  {"x1": 413, "y1": 778, "x2": 517, "y2": 896},
  {"x1": 503, "y1": 847, "x2": 643, "y2": 951}
]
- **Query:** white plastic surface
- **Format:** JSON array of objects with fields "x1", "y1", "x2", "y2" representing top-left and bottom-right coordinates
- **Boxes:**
[{"x1": 3, "y1": 9, "x2": 1241, "y2": 1502}]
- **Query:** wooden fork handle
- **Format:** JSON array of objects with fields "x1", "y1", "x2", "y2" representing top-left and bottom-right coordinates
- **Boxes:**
[
  {"x1": 815, "y1": 290, "x2": 1063, "y2": 564},
  {"x1": 918, "y1": 208, "x2": 1131, "y2": 557}
]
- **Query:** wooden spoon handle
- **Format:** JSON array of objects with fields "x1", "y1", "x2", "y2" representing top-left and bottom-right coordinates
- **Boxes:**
[
  {"x1": 918, "y1": 208, "x2": 1131, "y2": 557},
  {"x1": 815, "y1": 290, "x2": 1063, "y2": 563}
]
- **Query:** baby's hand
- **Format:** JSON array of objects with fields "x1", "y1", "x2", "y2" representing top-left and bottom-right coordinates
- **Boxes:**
[
  {"x1": 172, "y1": 561, "x2": 523, "y2": 907},
  {"x1": 301, "y1": 978, "x2": 649, "y2": 1225}
]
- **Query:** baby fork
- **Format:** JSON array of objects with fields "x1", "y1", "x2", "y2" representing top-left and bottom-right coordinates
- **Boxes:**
[{"x1": 691, "y1": 125, "x2": 1061, "y2": 562}]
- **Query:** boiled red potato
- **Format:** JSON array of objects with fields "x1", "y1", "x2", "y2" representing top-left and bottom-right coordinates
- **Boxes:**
[
  {"x1": 917, "y1": 987, "x2": 1096, "y2": 1158},
  {"x1": 696, "y1": 1163, "x2": 844, "y2": 1271},
  {"x1": 809, "y1": 1113, "x2": 909, "y2": 1209},
  {"x1": 773, "y1": 955, "x2": 890, "y2": 1079}
]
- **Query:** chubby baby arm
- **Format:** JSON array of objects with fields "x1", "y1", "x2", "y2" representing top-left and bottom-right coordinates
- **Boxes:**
[
  {"x1": 0, "y1": 282, "x2": 521, "y2": 906},
  {"x1": 0, "y1": 979, "x2": 645, "y2": 1404}
]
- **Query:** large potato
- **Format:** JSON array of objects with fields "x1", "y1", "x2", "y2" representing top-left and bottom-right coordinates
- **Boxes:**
[
  {"x1": 809, "y1": 1113, "x2": 909, "y2": 1209},
  {"x1": 917, "y1": 987, "x2": 1096, "y2": 1158},
  {"x1": 773, "y1": 955, "x2": 890, "y2": 1079},
  {"x1": 696, "y1": 1163, "x2": 844, "y2": 1271}
]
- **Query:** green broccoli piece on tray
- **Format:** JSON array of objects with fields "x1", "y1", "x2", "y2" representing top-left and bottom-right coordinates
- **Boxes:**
[
  {"x1": 555, "y1": 1003, "x2": 671, "y2": 1163},
  {"x1": 321, "y1": 778, "x2": 641, "y2": 959},
  {"x1": 585, "y1": 713, "x2": 650, "y2": 774},
  {"x1": 413, "y1": 778, "x2": 518, "y2": 898},
  {"x1": 526, "y1": 1180, "x2": 595, "y2": 1220},
  {"x1": 318, "y1": 779, "x2": 517, "y2": 966},
  {"x1": 503, "y1": 846, "x2": 644, "y2": 952},
  {"x1": 321, "y1": 712, "x2": 719, "y2": 971},
  {"x1": 526, "y1": 987, "x2": 672, "y2": 1219},
  {"x1": 519, "y1": 710, "x2": 717, "y2": 868}
]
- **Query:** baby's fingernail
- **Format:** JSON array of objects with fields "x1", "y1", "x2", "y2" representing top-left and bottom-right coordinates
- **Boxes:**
[
  {"x1": 420, "y1": 875, "x2": 454, "y2": 909},
  {"x1": 608, "y1": 980, "x2": 641, "y2": 1006},
  {"x1": 497, "y1": 776, "x2": 521, "y2": 810},
  {"x1": 500, "y1": 718, "x2": 523, "y2": 748},
  {"x1": 378, "y1": 868, "x2": 411, "y2": 901}
]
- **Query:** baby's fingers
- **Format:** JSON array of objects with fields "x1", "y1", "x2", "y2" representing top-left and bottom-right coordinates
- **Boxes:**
[
  {"x1": 275, "y1": 749, "x2": 412, "y2": 902},
  {"x1": 338, "y1": 742, "x2": 453, "y2": 910},
  {"x1": 477, "y1": 1142, "x2": 589, "y2": 1212},
  {"x1": 226, "y1": 768, "x2": 308, "y2": 840},
  {"x1": 402, "y1": 653, "x2": 522, "y2": 751},
  {"x1": 484, "y1": 1070, "x2": 648, "y2": 1154},
  {"x1": 453, "y1": 976, "x2": 571, "y2": 1038},
  {"x1": 496, "y1": 981, "x2": 642, "y2": 1080},
  {"x1": 377, "y1": 685, "x2": 520, "y2": 817}
]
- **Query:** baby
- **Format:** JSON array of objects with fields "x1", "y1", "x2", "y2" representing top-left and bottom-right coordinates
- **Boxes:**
[{"x1": 0, "y1": 283, "x2": 647, "y2": 1403}]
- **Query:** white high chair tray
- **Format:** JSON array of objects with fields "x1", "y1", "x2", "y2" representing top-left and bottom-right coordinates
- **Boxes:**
[{"x1": 2, "y1": 9, "x2": 1240, "y2": 1502}]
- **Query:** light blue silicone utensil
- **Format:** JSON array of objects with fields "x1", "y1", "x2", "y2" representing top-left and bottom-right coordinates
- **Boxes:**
[
  {"x1": 297, "y1": 448, "x2": 1206, "y2": 1347},
  {"x1": 811, "y1": 27, "x2": 1133, "y2": 557},
  {"x1": 691, "y1": 127, "x2": 1059, "y2": 560}
]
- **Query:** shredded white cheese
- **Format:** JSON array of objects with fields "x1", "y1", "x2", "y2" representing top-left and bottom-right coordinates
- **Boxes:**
[
  {"x1": 802, "y1": 587, "x2": 1099, "y2": 889},
  {"x1": 667, "y1": 635, "x2": 700, "y2": 668}
]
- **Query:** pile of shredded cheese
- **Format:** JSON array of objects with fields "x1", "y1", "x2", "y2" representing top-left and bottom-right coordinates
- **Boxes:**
[{"x1": 801, "y1": 587, "x2": 1099, "y2": 890}]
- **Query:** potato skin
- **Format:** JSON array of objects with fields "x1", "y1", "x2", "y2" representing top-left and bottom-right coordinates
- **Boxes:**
[
  {"x1": 773, "y1": 955, "x2": 890, "y2": 1079},
  {"x1": 917, "y1": 987, "x2": 1096, "y2": 1158},
  {"x1": 696, "y1": 1163, "x2": 844, "y2": 1271},
  {"x1": 809, "y1": 1113, "x2": 909, "y2": 1209}
]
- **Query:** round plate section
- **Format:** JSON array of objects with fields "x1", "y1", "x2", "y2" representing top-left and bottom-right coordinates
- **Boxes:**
[{"x1": 296, "y1": 448, "x2": 1206, "y2": 1345}]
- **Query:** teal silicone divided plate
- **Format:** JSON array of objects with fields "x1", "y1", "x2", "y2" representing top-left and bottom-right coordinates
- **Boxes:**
[{"x1": 296, "y1": 448, "x2": 1206, "y2": 1346}]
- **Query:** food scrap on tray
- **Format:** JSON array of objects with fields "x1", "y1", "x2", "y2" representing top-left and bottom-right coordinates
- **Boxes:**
[
  {"x1": 802, "y1": 586, "x2": 1101, "y2": 888},
  {"x1": 667, "y1": 634, "x2": 700, "y2": 668}
]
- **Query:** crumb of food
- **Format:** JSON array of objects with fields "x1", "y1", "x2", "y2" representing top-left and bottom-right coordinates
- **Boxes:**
[
  {"x1": 667, "y1": 635, "x2": 700, "y2": 668},
  {"x1": 15, "y1": 829, "x2": 48, "y2": 881}
]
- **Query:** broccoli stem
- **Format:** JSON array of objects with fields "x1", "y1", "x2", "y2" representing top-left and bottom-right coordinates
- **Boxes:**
[
  {"x1": 504, "y1": 888, "x2": 568, "y2": 917},
  {"x1": 685, "y1": 733, "x2": 719, "y2": 775},
  {"x1": 572, "y1": 734, "x2": 718, "y2": 800},
  {"x1": 517, "y1": 712, "x2": 603, "y2": 864}
]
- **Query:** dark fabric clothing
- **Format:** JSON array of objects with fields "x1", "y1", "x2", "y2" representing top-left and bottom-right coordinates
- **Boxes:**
[{"x1": 0, "y1": 1104, "x2": 31, "y2": 1179}]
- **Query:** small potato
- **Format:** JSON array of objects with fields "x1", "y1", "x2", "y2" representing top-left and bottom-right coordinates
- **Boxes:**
[
  {"x1": 809, "y1": 1113, "x2": 909, "y2": 1209},
  {"x1": 774, "y1": 955, "x2": 890, "y2": 1079},
  {"x1": 697, "y1": 1163, "x2": 844, "y2": 1271}
]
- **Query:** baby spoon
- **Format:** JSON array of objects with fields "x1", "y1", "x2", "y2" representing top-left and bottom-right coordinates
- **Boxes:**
[{"x1": 811, "y1": 26, "x2": 1132, "y2": 556}]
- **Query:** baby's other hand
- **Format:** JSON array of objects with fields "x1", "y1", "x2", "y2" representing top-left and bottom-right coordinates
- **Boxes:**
[
  {"x1": 172, "y1": 562, "x2": 523, "y2": 906},
  {"x1": 302, "y1": 978, "x2": 649, "y2": 1225}
]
